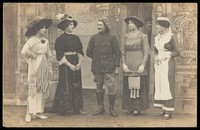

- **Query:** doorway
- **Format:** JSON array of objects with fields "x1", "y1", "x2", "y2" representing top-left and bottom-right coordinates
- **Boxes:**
[{"x1": 126, "y1": 3, "x2": 153, "y2": 100}]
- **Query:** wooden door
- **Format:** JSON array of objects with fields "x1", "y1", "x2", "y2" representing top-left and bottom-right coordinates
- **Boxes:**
[{"x1": 126, "y1": 3, "x2": 153, "y2": 32}]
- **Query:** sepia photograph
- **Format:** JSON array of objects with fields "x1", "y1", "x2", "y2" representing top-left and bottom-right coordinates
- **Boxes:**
[{"x1": 3, "y1": 2, "x2": 197, "y2": 127}]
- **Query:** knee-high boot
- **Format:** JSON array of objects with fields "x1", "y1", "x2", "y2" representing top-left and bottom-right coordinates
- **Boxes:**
[
  {"x1": 109, "y1": 94, "x2": 117, "y2": 117},
  {"x1": 93, "y1": 92, "x2": 105, "y2": 115}
]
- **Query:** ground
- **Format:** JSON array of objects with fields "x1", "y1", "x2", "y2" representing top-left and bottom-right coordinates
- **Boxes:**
[{"x1": 3, "y1": 90, "x2": 197, "y2": 127}]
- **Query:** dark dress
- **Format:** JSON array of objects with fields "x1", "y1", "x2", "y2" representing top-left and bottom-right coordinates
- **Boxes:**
[
  {"x1": 122, "y1": 31, "x2": 150, "y2": 112},
  {"x1": 52, "y1": 32, "x2": 84, "y2": 115}
]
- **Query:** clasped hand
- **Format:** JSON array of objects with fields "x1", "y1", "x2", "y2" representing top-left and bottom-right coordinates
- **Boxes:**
[{"x1": 69, "y1": 64, "x2": 81, "y2": 71}]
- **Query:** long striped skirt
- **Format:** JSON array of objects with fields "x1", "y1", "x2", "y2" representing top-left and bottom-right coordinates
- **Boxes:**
[{"x1": 28, "y1": 55, "x2": 51, "y2": 114}]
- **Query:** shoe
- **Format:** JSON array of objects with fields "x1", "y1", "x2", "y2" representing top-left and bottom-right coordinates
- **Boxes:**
[
  {"x1": 123, "y1": 110, "x2": 134, "y2": 115},
  {"x1": 25, "y1": 114, "x2": 31, "y2": 122},
  {"x1": 35, "y1": 114, "x2": 48, "y2": 119},
  {"x1": 156, "y1": 111, "x2": 166, "y2": 116},
  {"x1": 109, "y1": 95, "x2": 117, "y2": 117},
  {"x1": 132, "y1": 110, "x2": 141, "y2": 116},
  {"x1": 163, "y1": 113, "x2": 172, "y2": 120},
  {"x1": 109, "y1": 108, "x2": 117, "y2": 117},
  {"x1": 93, "y1": 93, "x2": 105, "y2": 116},
  {"x1": 93, "y1": 108, "x2": 105, "y2": 115}
]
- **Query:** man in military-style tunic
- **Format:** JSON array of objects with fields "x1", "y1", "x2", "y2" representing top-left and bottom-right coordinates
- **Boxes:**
[{"x1": 86, "y1": 17, "x2": 121, "y2": 117}]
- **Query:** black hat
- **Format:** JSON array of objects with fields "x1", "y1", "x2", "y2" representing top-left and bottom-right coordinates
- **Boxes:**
[
  {"x1": 124, "y1": 16, "x2": 144, "y2": 28},
  {"x1": 56, "y1": 13, "x2": 77, "y2": 30},
  {"x1": 25, "y1": 18, "x2": 52, "y2": 37},
  {"x1": 156, "y1": 17, "x2": 171, "y2": 28}
]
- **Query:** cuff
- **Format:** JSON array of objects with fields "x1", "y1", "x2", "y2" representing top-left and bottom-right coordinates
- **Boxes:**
[{"x1": 59, "y1": 56, "x2": 67, "y2": 65}]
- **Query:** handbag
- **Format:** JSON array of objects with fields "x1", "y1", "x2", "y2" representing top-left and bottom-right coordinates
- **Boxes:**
[
  {"x1": 128, "y1": 76, "x2": 140, "y2": 89},
  {"x1": 128, "y1": 76, "x2": 141, "y2": 98}
]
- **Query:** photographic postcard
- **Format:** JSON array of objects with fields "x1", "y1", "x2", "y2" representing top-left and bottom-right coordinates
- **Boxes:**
[{"x1": 3, "y1": 2, "x2": 197, "y2": 127}]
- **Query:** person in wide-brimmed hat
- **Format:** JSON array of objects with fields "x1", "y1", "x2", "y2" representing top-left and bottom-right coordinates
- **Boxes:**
[
  {"x1": 51, "y1": 13, "x2": 87, "y2": 116},
  {"x1": 154, "y1": 16, "x2": 180, "y2": 120},
  {"x1": 56, "y1": 13, "x2": 78, "y2": 31},
  {"x1": 25, "y1": 18, "x2": 52, "y2": 37},
  {"x1": 122, "y1": 16, "x2": 150, "y2": 116},
  {"x1": 124, "y1": 16, "x2": 144, "y2": 29},
  {"x1": 21, "y1": 17, "x2": 53, "y2": 122}
]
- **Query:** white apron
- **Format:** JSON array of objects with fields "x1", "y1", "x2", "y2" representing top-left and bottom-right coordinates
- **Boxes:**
[{"x1": 154, "y1": 32, "x2": 173, "y2": 100}]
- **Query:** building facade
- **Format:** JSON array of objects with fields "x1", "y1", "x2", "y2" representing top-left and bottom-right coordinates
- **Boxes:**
[{"x1": 3, "y1": 3, "x2": 197, "y2": 113}]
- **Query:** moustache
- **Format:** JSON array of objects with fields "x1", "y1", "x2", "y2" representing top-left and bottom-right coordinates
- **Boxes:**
[{"x1": 98, "y1": 28, "x2": 102, "y2": 30}]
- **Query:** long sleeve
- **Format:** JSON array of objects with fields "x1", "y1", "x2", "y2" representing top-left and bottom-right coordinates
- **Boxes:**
[
  {"x1": 55, "y1": 38, "x2": 65, "y2": 61},
  {"x1": 122, "y1": 34, "x2": 128, "y2": 64},
  {"x1": 170, "y1": 35, "x2": 180, "y2": 58},
  {"x1": 111, "y1": 35, "x2": 121, "y2": 67},
  {"x1": 86, "y1": 35, "x2": 94, "y2": 58},
  {"x1": 76, "y1": 36, "x2": 84, "y2": 56},
  {"x1": 77, "y1": 52, "x2": 83, "y2": 66},
  {"x1": 21, "y1": 39, "x2": 36, "y2": 60},
  {"x1": 141, "y1": 34, "x2": 150, "y2": 66},
  {"x1": 54, "y1": 38, "x2": 68, "y2": 65}
]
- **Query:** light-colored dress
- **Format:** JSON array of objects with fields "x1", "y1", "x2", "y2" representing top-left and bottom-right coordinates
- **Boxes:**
[{"x1": 21, "y1": 36, "x2": 52, "y2": 114}]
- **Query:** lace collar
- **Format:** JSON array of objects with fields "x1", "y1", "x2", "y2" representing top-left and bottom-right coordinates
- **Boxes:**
[{"x1": 155, "y1": 31, "x2": 173, "y2": 47}]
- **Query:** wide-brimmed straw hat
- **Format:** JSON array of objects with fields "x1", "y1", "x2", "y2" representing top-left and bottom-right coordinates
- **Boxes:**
[
  {"x1": 124, "y1": 16, "x2": 144, "y2": 28},
  {"x1": 25, "y1": 18, "x2": 52, "y2": 37},
  {"x1": 56, "y1": 13, "x2": 78, "y2": 30}
]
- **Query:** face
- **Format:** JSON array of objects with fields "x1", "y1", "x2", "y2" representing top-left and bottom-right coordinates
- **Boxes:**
[
  {"x1": 65, "y1": 22, "x2": 74, "y2": 33},
  {"x1": 156, "y1": 23, "x2": 165, "y2": 33},
  {"x1": 97, "y1": 21, "x2": 105, "y2": 33},
  {"x1": 38, "y1": 26, "x2": 47, "y2": 36},
  {"x1": 128, "y1": 20, "x2": 137, "y2": 30}
]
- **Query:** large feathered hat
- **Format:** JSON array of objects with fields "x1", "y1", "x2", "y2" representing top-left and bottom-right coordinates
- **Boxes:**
[
  {"x1": 25, "y1": 18, "x2": 52, "y2": 37},
  {"x1": 56, "y1": 13, "x2": 78, "y2": 30}
]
